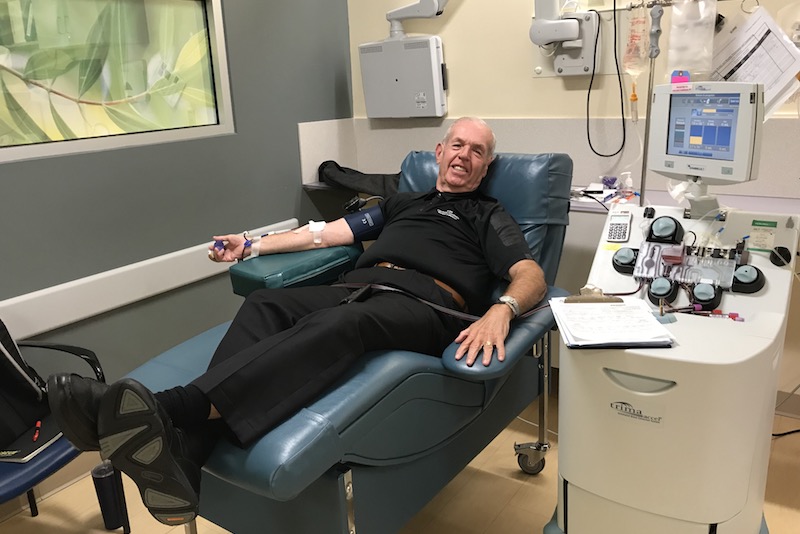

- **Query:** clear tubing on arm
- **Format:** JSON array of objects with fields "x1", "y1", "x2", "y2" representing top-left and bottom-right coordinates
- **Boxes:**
[{"x1": 623, "y1": 4, "x2": 647, "y2": 123}]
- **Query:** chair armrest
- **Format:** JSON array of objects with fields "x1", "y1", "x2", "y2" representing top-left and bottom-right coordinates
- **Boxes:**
[
  {"x1": 441, "y1": 286, "x2": 570, "y2": 380},
  {"x1": 18, "y1": 341, "x2": 105, "y2": 382},
  {"x1": 228, "y1": 245, "x2": 363, "y2": 296}
]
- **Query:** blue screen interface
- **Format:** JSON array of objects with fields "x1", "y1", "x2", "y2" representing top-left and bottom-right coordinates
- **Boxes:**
[{"x1": 667, "y1": 93, "x2": 739, "y2": 162}]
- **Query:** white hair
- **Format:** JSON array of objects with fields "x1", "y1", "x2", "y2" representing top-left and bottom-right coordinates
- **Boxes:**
[{"x1": 442, "y1": 117, "x2": 496, "y2": 159}]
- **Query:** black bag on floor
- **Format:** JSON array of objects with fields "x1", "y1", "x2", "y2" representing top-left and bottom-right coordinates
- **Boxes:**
[{"x1": 0, "y1": 318, "x2": 49, "y2": 448}]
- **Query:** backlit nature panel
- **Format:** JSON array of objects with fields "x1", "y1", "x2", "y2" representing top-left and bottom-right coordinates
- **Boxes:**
[{"x1": 0, "y1": 0, "x2": 217, "y2": 147}]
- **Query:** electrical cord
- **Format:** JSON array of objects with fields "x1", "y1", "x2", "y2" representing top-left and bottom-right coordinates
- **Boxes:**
[
  {"x1": 579, "y1": 191, "x2": 611, "y2": 211},
  {"x1": 344, "y1": 195, "x2": 383, "y2": 213},
  {"x1": 772, "y1": 253, "x2": 800, "y2": 437},
  {"x1": 773, "y1": 428, "x2": 800, "y2": 438},
  {"x1": 774, "y1": 381, "x2": 800, "y2": 436},
  {"x1": 606, "y1": 279, "x2": 646, "y2": 297},
  {"x1": 586, "y1": 2, "x2": 626, "y2": 158}
]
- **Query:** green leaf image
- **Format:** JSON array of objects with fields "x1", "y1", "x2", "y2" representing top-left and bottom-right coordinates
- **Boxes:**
[
  {"x1": 173, "y1": 30, "x2": 208, "y2": 73},
  {"x1": 104, "y1": 102, "x2": 160, "y2": 132},
  {"x1": 105, "y1": 0, "x2": 131, "y2": 102},
  {"x1": 50, "y1": 100, "x2": 76, "y2": 139},
  {"x1": 1, "y1": 74, "x2": 50, "y2": 143},
  {"x1": 149, "y1": 74, "x2": 185, "y2": 99},
  {"x1": 156, "y1": 3, "x2": 176, "y2": 67},
  {"x1": 79, "y1": 4, "x2": 112, "y2": 96},
  {"x1": 179, "y1": 85, "x2": 215, "y2": 108},
  {"x1": 24, "y1": 49, "x2": 76, "y2": 81}
]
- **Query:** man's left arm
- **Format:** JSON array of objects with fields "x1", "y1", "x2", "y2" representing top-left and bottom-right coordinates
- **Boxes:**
[{"x1": 454, "y1": 259, "x2": 546, "y2": 367}]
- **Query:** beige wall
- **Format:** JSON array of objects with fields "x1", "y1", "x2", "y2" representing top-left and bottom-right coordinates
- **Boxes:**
[{"x1": 347, "y1": 0, "x2": 799, "y2": 119}]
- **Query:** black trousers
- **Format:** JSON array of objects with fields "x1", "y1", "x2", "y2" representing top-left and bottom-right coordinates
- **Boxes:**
[{"x1": 191, "y1": 267, "x2": 465, "y2": 447}]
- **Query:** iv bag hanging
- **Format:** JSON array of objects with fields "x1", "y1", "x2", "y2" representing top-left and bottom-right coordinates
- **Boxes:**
[
  {"x1": 666, "y1": 0, "x2": 717, "y2": 81},
  {"x1": 623, "y1": 5, "x2": 648, "y2": 80},
  {"x1": 623, "y1": 5, "x2": 648, "y2": 122}
]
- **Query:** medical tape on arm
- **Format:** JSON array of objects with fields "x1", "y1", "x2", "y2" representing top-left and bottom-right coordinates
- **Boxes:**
[
  {"x1": 245, "y1": 235, "x2": 261, "y2": 260},
  {"x1": 293, "y1": 220, "x2": 327, "y2": 245},
  {"x1": 309, "y1": 220, "x2": 326, "y2": 245}
]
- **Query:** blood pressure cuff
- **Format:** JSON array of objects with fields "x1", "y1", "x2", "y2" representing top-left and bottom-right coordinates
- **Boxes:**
[{"x1": 344, "y1": 205, "x2": 384, "y2": 242}]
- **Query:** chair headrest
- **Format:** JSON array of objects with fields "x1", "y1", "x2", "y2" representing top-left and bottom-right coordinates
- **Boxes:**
[{"x1": 398, "y1": 151, "x2": 572, "y2": 226}]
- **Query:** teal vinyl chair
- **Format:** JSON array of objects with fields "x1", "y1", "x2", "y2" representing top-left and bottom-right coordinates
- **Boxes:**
[{"x1": 127, "y1": 151, "x2": 573, "y2": 534}]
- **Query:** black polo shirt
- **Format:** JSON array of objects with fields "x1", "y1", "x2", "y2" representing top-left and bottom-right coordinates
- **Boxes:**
[{"x1": 355, "y1": 189, "x2": 533, "y2": 313}]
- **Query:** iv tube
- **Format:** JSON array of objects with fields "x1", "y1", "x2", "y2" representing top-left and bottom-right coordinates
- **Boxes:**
[{"x1": 623, "y1": 5, "x2": 648, "y2": 122}]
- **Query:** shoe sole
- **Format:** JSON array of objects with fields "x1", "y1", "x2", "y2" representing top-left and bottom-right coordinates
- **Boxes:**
[
  {"x1": 47, "y1": 374, "x2": 101, "y2": 451},
  {"x1": 98, "y1": 379, "x2": 198, "y2": 526}
]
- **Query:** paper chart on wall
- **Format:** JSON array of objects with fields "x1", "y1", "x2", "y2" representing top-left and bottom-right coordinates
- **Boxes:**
[{"x1": 711, "y1": 7, "x2": 800, "y2": 119}]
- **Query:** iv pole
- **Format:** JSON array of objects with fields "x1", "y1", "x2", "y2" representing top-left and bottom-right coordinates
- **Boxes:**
[{"x1": 637, "y1": 3, "x2": 663, "y2": 207}]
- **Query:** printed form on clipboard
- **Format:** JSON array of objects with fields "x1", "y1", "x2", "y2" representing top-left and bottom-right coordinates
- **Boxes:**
[{"x1": 549, "y1": 296, "x2": 675, "y2": 349}]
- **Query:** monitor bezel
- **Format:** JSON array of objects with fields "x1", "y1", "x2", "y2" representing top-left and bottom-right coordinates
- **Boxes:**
[{"x1": 647, "y1": 82, "x2": 764, "y2": 186}]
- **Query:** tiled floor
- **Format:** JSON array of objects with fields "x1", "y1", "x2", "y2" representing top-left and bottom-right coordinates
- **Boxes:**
[{"x1": 2, "y1": 396, "x2": 799, "y2": 534}]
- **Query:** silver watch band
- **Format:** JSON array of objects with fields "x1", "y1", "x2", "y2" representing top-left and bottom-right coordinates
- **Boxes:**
[{"x1": 499, "y1": 296, "x2": 519, "y2": 318}]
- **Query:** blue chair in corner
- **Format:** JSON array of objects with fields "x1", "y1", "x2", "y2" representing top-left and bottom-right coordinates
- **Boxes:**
[
  {"x1": 0, "y1": 342, "x2": 130, "y2": 533},
  {"x1": 127, "y1": 150, "x2": 573, "y2": 534}
]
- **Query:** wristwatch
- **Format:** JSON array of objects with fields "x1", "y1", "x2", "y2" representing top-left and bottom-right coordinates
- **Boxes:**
[{"x1": 498, "y1": 295, "x2": 520, "y2": 318}]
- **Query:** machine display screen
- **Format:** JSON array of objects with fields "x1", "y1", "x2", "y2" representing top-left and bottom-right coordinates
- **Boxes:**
[{"x1": 666, "y1": 93, "x2": 739, "y2": 162}]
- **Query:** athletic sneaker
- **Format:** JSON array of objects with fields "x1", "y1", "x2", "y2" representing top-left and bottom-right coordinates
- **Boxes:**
[
  {"x1": 97, "y1": 378, "x2": 201, "y2": 526},
  {"x1": 47, "y1": 373, "x2": 109, "y2": 451}
]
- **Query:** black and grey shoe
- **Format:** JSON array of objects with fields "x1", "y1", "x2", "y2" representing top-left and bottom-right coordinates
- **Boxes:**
[
  {"x1": 47, "y1": 373, "x2": 109, "y2": 451},
  {"x1": 98, "y1": 378, "x2": 200, "y2": 526}
]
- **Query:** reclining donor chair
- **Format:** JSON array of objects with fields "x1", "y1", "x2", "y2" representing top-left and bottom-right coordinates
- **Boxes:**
[{"x1": 127, "y1": 150, "x2": 573, "y2": 533}]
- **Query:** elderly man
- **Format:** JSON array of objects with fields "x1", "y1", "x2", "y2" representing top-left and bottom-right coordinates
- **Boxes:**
[{"x1": 48, "y1": 117, "x2": 546, "y2": 525}]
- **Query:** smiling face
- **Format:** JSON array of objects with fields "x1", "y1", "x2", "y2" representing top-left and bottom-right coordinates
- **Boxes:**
[{"x1": 434, "y1": 118, "x2": 496, "y2": 193}]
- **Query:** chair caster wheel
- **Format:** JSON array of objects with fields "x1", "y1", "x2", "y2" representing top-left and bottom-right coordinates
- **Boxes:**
[{"x1": 517, "y1": 454, "x2": 545, "y2": 475}]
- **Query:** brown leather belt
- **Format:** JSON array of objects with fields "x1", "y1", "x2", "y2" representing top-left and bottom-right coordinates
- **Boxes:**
[{"x1": 375, "y1": 262, "x2": 467, "y2": 311}]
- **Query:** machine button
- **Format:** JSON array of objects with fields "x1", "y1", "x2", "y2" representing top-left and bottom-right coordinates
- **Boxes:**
[
  {"x1": 648, "y1": 277, "x2": 678, "y2": 305},
  {"x1": 731, "y1": 265, "x2": 765, "y2": 294},
  {"x1": 691, "y1": 282, "x2": 722, "y2": 310},
  {"x1": 734, "y1": 265, "x2": 757, "y2": 284},
  {"x1": 612, "y1": 247, "x2": 637, "y2": 275},
  {"x1": 648, "y1": 216, "x2": 685, "y2": 244}
]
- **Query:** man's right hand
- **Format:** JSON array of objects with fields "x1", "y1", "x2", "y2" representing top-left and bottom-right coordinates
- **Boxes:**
[{"x1": 208, "y1": 234, "x2": 248, "y2": 262}]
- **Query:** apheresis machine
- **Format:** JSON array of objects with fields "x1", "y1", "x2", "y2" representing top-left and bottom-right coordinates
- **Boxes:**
[{"x1": 546, "y1": 82, "x2": 799, "y2": 534}]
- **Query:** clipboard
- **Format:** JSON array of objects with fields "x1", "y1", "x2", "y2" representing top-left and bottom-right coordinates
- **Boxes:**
[
  {"x1": 549, "y1": 294, "x2": 675, "y2": 349},
  {"x1": 563, "y1": 285, "x2": 623, "y2": 304},
  {"x1": 563, "y1": 294, "x2": 622, "y2": 303}
]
